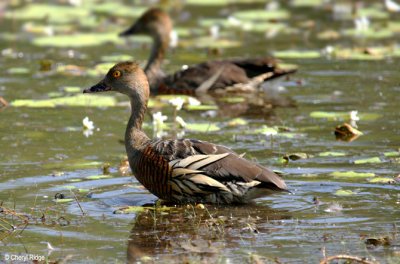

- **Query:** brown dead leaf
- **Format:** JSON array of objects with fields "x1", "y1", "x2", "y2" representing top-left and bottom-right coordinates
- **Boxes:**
[{"x1": 334, "y1": 123, "x2": 363, "y2": 142}]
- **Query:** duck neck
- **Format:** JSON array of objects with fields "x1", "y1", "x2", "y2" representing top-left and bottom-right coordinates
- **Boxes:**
[
  {"x1": 125, "y1": 94, "x2": 150, "y2": 151},
  {"x1": 145, "y1": 33, "x2": 168, "y2": 86}
]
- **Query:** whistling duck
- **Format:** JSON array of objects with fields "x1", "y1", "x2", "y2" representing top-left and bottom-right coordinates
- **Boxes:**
[
  {"x1": 119, "y1": 8, "x2": 296, "y2": 95},
  {"x1": 83, "y1": 61, "x2": 288, "y2": 204}
]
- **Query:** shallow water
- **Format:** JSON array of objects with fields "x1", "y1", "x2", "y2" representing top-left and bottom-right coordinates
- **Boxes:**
[{"x1": 1, "y1": 1, "x2": 400, "y2": 263}]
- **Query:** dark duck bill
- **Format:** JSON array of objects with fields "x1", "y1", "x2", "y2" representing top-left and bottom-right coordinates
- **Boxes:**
[{"x1": 83, "y1": 81, "x2": 112, "y2": 93}]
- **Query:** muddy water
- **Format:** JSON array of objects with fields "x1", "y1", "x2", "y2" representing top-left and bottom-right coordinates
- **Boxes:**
[{"x1": 0, "y1": 1, "x2": 399, "y2": 263}]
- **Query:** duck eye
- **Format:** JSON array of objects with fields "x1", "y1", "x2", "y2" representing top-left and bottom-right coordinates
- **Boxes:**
[{"x1": 113, "y1": 70, "x2": 121, "y2": 78}]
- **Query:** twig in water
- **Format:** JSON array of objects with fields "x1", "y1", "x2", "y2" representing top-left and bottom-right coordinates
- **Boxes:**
[
  {"x1": 71, "y1": 191, "x2": 85, "y2": 216},
  {"x1": 320, "y1": 255, "x2": 379, "y2": 264}
]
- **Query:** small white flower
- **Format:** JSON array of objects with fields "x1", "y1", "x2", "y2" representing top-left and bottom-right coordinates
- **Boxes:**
[
  {"x1": 82, "y1": 116, "x2": 94, "y2": 130},
  {"x1": 324, "y1": 45, "x2": 335, "y2": 55},
  {"x1": 83, "y1": 129, "x2": 93, "y2": 138},
  {"x1": 349, "y1": 110, "x2": 360, "y2": 121},
  {"x1": 188, "y1": 97, "x2": 201, "y2": 106},
  {"x1": 385, "y1": 0, "x2": 400, "y2": 12},
  {"x1": 210, "y1": 25, "x2": 220, "y2": 39},
  {"x1": 169, "y1": 30, "x2": 178, "y2": 48},
  {"x1": 82, "y1": 116, "x2": 95, "y2": 137},
  {"x1": 349, "y1": 110, "x2": 360, "y2": 128},
  {"x1": 47, "y1": 242, "x2": 55, "y2": 250},
  {"x1": 175, "y1": 116, "x2": 187, "y2": 128},
  {"x1": 168, "y1": 97, "x2": 185, "y2": 111},
  {"x1": 354, "y1": 16, "x2": 369, "y2": 32},
  {"x1": 181, "y1": 64, "x2": 189, "y2": 71},
  {"x1": 152, "y1": 111, "x2": 167, "y2": 131},
  {"x1": 227, "y1": 16, "x2": 242, "y2": 27}
]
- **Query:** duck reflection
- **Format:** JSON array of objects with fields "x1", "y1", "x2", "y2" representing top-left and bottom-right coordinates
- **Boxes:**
[{"x1": 127, "y1": 203, "x2": 290, "y2": 263}]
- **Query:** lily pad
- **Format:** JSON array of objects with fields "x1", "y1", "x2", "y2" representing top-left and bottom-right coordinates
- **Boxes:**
[
  {"x1": 342, "y1": 28, "x2": 393, "y2": 39},
  {"x1": 253, "y1": 125, "x2": 278, "y2": 136},
  {"x1": 232, "y1": 9, "x2": 290, "y2": 21},
  {"x1": 226, "y1": 118, "x2": 248, "y2": 127},
  {"x1": 319, "y1": 152, "x2": 346, "y2": 157},
  {"x1": 291, "y1": 0, "x2": 324, "y2": 7},
  {"x1": 274, "y1": 50, "x2": 321, "y2": 59},
  {"x1": 33, "y1": 33, "x2": 122, "y2": 48},
  {"x1": 368, "y1": 177, "x2": 395, "y2": 184},
  {"x1": 92, "y1": 3, "x2": 147, "y2": 18},
  {"x1": 383, "y1": 151, "x2": 400, "y2": 157},
  {"x1": 85, "y1": 175, "x2": 113, "y2": 180},
  {"x1": 185, "y1": 123, "x2": 220, "y2": 132},
  {"x1": 358, "y1": 7, "x2": 389, "y2": 20},
  {"x1": 185, "y1": 104, "x2": 218, "y2": 111},
  {"x1": 101, "y1": 54, "x2": 134, "y2": 62},
  {"x1": 63, "y1": 185, "x2": 77, "y2": 190},
  {"x1": 334, "y1": 189, "x2": 355, "y2": 196},
  {"x1": 11, "y1": 94, "x2": 117, "y2": 108},
  {"x1": 63, "y1": 86, "x2": 82, "y2": 93},
  {"x1": 185, "y1": 0, "x2": 229, "y2": 5},
  {"x1": 7, "y1": 67, "x2": 30, "y2": 74},
  {"x1": 5, "y1": 4, "x2": 89, "y2": 24},
  {"x1": 353, "y1": 157, "x2": 382, "y2": 164},
  {"x1": 309, "y1": 111, "x2": 348, "y2": 119},
  {"x1": 330, "y1": 171, "x2": 375, "y2": 178},
  {"x1": 54, "y1": 198, "x2": 74, "y2": 203},
  {"x1": 114, "y1": 206, "x2": 145, "y2": 214}
]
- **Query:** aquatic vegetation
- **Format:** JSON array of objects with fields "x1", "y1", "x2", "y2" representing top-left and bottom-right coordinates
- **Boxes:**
[{"x1": 1, "y1": 0, "x2": 399, "y2": 263}]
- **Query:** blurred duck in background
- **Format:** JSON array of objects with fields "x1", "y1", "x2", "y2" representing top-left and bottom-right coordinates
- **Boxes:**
[{"x1": 119, "y1": 8, "x2": 297, "y2": 96}]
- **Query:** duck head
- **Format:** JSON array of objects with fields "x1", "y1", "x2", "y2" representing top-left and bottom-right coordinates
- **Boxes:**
[
  {"x1": 119, "y1": 8, "x2": 172, "y2": 39},
  {"x1": 83, "y1": 61, "x2": 149, "y2": 100}
]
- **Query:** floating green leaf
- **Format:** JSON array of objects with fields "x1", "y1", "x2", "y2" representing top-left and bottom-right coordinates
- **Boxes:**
[
  {"x1": 114, "y1": 206, "x2": 145, "y2": 214},
  {"x1": 226, "y1": 118, "x2": 248, "y2": 127},
  {"x1": 358, "y1": 7, "x2": 389, "y2": 20},
  {"x1": 274, "y1": 50, "x2": 321, "y2": 59},
  {"x1": 185, "y1": 104, "x2": 218, "y2": 111},
  {"x1": 33, "y1": 33, "x2": 122, "y2": 48},
  {"x1": 101, "y1": 54, "x2": 134, "y2": 62},
  {"x1": 7, "y1": 67, "x2": 30, "y2": 74},
  {"x1": 92, "y1": 3, "x2": 146, "y2": 18},
  {"x1": 63, "y1": 86, "x2": 81, "y2": 93},
  {"x1": 291, "y1": 0, "x2": 324, "y2": 7},
  {"x1": 354, "y1": 157, "x2": 381, "y2": 164},
  {"x1": 85, "y1": 175, "x2": 113, "y2": 180},
  {"x1": 185, "y1": 123, "x2": 220, "y2": 132},
  {"x1": 383, "y1": 151, "x2": 400, "y2": 157},
  {"x1": 63, "y1": 185, "x2": 77, "y2": 190},
  {"x1": 330, "y1": 171, "x2": 375, "y2": 178},
  {"x1": 342, "y1": 28, "x2": 393, "y2": 39},
  {"x1": 368, "y1": 177, "x2": 395, "y2": 184},
  {"x1": 5, "y1": 4, "x2": 89, "y2": 24},
  {"x1": 68, "y1": 179, "x2": 82, "y2": 182},
  {"x1": 242, "y1": 22, "x2": 286, "y2": 33},
  {"x1": 11, "y1": 94, "x2": 117, "y2": 108},
  {"x1": 232, "y1": 9, "x2": 290, "y2": 21},
  {"x1": 309, "y1": 111, "x2": 349, "y2": 119},
  {"x1": 319, "y1": 152, "x2": 346, "y2": 157},
  {"x1": 55, "y1": 198, "x2": 74, "y2": 203},
  {"x1": 185, "y1": 0, "x2": 229, "y2": 6},
  {"x1": 334, "y1": 189, "x2": 355, "y2": 196}
]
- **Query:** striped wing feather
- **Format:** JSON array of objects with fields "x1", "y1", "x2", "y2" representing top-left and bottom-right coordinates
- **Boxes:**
[{"x1": 148, "y1": 138, "x2": 287, "y2": 198}]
